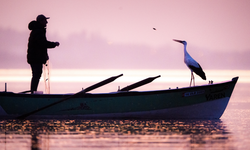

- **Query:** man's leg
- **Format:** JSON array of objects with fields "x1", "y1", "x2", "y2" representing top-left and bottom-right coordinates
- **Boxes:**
[{"x1": 30, "y1": 63, "x2": 43, "y2": 92}]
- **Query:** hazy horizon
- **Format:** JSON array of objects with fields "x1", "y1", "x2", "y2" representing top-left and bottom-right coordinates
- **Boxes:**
[
  {"x1": 0, "y1": 27, "x2": 250, "y2": 70},
  {"x1": 0, "y1": 68, "x2": 248, "y2": 93}
]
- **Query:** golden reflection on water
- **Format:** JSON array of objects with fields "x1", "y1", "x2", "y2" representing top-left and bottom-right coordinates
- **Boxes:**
[{"x1": 0, "y1": 119, "x2": 233, "y2": 150}]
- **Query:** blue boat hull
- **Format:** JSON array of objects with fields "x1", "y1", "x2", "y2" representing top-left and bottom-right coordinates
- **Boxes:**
[{"x1": 0, "y1": 77, "x2": 238, "y2": 119}]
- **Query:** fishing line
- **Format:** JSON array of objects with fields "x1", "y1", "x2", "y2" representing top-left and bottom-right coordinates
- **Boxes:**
[{"x1": 43, "y1": 60, "x2": 50, "y2": 94}]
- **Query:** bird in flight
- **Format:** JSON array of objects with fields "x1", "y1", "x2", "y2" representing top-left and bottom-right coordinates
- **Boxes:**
[{"x1": 173, "y1": 39, "x2": 206, "y2": 86}]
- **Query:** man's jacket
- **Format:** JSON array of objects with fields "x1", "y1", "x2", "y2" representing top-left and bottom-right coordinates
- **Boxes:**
[{"x1": 27, "y1": 20, "x2": 57, "y2": 64}]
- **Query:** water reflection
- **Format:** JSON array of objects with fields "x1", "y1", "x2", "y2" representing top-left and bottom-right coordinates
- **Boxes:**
[{"x1": 0, "y1": 119, "x2": 234, "y2": 150}]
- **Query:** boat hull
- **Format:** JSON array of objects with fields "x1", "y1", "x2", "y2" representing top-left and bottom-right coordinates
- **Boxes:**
[{"x1": 0, "y1": 77, "x2": 238, "y2": 119}]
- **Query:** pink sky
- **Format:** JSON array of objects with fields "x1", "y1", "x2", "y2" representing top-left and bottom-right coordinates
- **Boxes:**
[{"x1": 0, "y1": 0, "x2": 250, "y2": 69}]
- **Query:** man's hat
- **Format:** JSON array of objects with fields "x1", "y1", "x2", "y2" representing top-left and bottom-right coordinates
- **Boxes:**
[{"x1": 36, "y1": 14, "x2": 50, "y2": 22}]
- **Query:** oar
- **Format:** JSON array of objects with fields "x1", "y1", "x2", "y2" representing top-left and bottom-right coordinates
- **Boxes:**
[
  {"x1": 17, "y1": 74, "x2": 123, "y2": 119},
  {"x1": 18, "y1": 90, "x2": 32, "y2": 94},
  {"x1": 119, "y1": 75, "x2": 161, "y2": 91}
]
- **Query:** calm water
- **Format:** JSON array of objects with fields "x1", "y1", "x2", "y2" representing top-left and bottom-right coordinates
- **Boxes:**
[
  {"x1": 0, "y1": 83, "x2": 249, "y2": 150},
  {"x1": 0, "y1": 69, "x2": 249, "y2": 149}
]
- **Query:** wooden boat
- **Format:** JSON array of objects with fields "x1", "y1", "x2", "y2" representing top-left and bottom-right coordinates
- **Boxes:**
[{"x1": 0, "y1": 75, "x2": 238, "y2": 119}]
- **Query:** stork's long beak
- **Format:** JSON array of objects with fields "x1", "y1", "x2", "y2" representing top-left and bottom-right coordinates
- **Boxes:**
[{"x1": 173, "y1": 39, "x2": 183, "y2": 43}]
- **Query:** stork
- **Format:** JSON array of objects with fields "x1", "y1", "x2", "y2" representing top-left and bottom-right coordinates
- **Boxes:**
[{"x1": 173, "y1": 39, "x2": 206, "y2": 86}]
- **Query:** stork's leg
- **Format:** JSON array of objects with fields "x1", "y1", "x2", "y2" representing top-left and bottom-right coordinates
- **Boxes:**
[
  {"x1": 190, "y1": 72, "x2": 195, "y2": 87},
  {"x1": 193, "y1": 73, "x2": 195, "y2": 86},
  {"x1": 190, "y1": 72, "x2": 193, "y2": 87}
]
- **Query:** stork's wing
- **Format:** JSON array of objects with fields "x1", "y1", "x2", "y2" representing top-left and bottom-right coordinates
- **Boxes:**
[{"x1": 188, "y1": 64, "x2": 206, "y2": 80}]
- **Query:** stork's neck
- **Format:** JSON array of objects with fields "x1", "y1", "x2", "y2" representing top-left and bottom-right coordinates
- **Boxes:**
[{"x1": 183, "y1": 44, "x2": 189, "y2": 57}]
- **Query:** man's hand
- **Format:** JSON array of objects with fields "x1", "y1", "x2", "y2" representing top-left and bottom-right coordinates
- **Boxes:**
[{"x1": 55, "y1": 42, "x2": 60, "y2": 46}]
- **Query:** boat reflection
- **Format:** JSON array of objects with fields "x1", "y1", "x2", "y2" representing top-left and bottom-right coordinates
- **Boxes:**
[{"x1": 0, "y1": 119, "x2": 234, "y2": 150}]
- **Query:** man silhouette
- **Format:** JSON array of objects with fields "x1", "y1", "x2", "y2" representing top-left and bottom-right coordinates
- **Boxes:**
[{"x1": 27, "y1": 14, "x2": 60, "y2": 93}]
